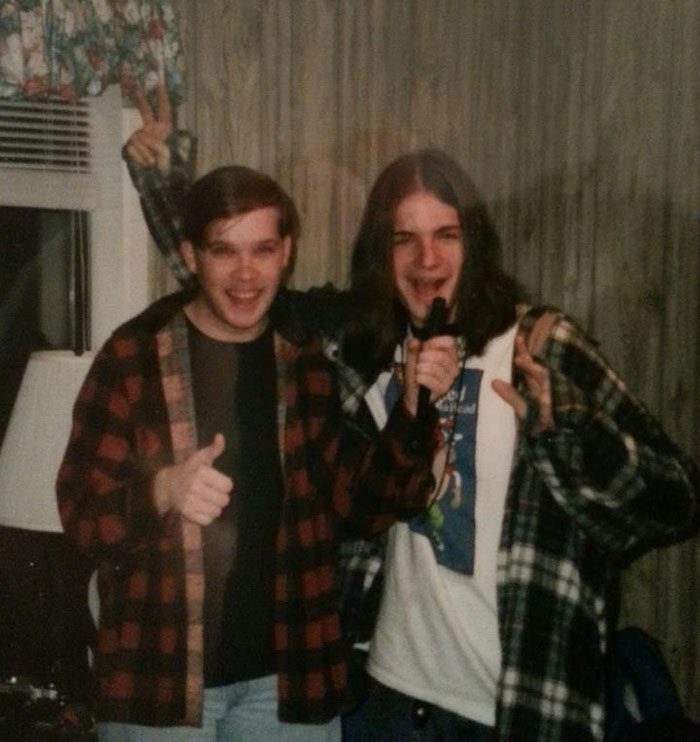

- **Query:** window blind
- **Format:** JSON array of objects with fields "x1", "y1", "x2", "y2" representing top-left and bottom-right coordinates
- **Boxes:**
[
  {"x1": 0, "y1": 93, "x2": 119, "y2": 212},
  {"x1": 0, "y1": 98, "x2": 92, "y2": 173}
]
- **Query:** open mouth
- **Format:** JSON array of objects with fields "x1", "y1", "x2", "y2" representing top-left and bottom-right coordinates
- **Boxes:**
[
  {"x1": 411, "y1": 278, "x2": 446, "y2": 300},
  {"x1": 225, "y1": 288, "x2": 261, "y2": 307}
]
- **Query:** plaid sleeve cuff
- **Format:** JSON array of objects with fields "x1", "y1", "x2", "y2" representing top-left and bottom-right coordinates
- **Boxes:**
[{"x1": 384, "y1": 399, "x2": 439, "y2": 465}]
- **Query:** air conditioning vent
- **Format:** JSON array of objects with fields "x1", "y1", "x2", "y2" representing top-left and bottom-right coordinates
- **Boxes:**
[
  {"x1": 0, "y1": 98, "x2": 92, "y2": 173},
  {"x1": 0, "y1": 86, "x2": 149, "y2": 348}
]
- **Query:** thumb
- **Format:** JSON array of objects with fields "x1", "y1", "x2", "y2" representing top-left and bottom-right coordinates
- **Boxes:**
[
  {"x1": 491, "y1": 379, "x2": 526, "y2": 420},
  {"x1": 197, "y1": 433, "x2": 226, "y2": 466}
]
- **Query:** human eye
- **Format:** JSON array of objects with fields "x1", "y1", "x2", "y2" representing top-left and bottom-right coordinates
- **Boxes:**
[
  {"x1": 254, "y1": 241, "x2": 282, "y2": 258},
  {"x1": 391, "y1": 232, "x2": 414, "y2": 248},
  {"x1": 205, "y1": 243, "x2": 236, "y2": 259},
  {"x1": 437, "y1": 227, "x2": 463, "y2": 243}
]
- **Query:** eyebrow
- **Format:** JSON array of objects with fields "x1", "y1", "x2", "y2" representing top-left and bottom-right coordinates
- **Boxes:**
[
  {"x1": 204, "y1": 236, "x2": 282, "y2": 248},
  {"x1": 391, "y1": 224, "x2": 462, "y2": 234}
]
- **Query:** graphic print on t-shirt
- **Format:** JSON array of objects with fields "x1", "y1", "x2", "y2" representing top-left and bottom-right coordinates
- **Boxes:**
[{"x1": 385, "y1": 366, "x2": 482, "y2": 574}]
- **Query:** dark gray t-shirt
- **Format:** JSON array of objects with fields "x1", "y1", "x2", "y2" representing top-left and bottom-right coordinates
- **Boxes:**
[{"x1": 187, "y1": 320, "x2": 284, "y2": 687}]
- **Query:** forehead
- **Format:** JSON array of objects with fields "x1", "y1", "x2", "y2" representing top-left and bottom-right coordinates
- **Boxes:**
[
  {"x1": 204, "y1": 206, "x2": 281, "y2": 243},
  {"x1": 393, "y1": 190, "x2": 460, "y2": 230}
]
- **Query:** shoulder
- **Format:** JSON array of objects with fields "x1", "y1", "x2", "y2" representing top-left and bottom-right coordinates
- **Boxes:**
[
  {"x1": 113, "y1": 289, "x2": 194, "y2": 341},
  {"x1": 517, "y1": 304, "x2": 601, "y2": 359},
  {"x1": 90, "y1": 290, "x2": 192, "y2": 381},
  {"x1": 271, "y1": 284, "x2": 353, "y2": 344},
  {"x1": 276, "y1": 332, "x2": 344, "y2": 410}
]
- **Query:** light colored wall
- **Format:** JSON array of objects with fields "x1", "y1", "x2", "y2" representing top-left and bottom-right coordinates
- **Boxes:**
[{"x1": 175, "y1": 0, "x2": 699, "y2": 714}]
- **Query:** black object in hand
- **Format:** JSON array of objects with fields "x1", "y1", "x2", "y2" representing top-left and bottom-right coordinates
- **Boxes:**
[{"x1": 416, "y1": 297, "x2": 448, "y2": 420}]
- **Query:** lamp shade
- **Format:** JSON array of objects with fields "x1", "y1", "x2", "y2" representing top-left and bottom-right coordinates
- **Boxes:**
[{"x1": 0, "y1": 350, "x2": 94, "y2": 532}]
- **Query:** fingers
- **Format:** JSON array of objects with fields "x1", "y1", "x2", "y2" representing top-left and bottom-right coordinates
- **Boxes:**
[
  {"x1": 493, "y1": 335, "x2": 554, "y2": 432},
  {"x1": 513, "y1": 336, "x2": 553, "y2": 430},
  {"x1": 125, "y1": 129, "x2": 161, "y2": 167},
  {"x1": 402, "y1": 335, "x2": 458, "y2": 416},
  {"x1": 402, "y1": 337, "x2": 421, "y2": 414},
  {"x1": 182, "y1": 465, "x2": 232, "y2": 526},
  {"x1": 414, "y1": 336, "x2": 458, "y2": 397},
  {"x1": 181, "y1": 467, "x2": 233, "y2": 526},
  {"x1": 124, "y1": 83, "x2": 173, "y2": 170},
  {"x1": 155, "y1": 434, "x2": 233, "y2": 525},
  {"x1": 131, "y1": 87, "x2": 155, "y2": 125},
  {"x1": 189, "y1": 434, "x2": 233, "y2": 503},
  {"x1": 131, "y1": 83, "x2": 171, "y2": 125},
  {"x1": 124, "y1": 127, "x2": 172, "y2": 170},
  {"x1": 155, "y1": 83, "x2": 172, "y2": 128},
  {"x1": 513, "y1": 336, "x2": 546, "y2": 389},
  {"x1": 491, "y1": 378, "x2": 527, "y2": 419}
]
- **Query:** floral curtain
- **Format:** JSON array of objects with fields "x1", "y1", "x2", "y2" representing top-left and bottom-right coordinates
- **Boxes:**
[{"x1": 0, "y1": 0, "x2": 184, "y2": 105}]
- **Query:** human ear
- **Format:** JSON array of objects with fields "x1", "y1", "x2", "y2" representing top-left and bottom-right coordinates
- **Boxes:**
[
  {"x1": 281, "y1": 235, "x2": 292, "y2": 268},
  {"x1": 180, "y1": 241, "x2": 198, "y2": 274}
]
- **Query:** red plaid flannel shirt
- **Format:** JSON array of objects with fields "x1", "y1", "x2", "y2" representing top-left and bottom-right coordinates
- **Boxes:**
[{"x1": 57, "y1": 291, "x2": 437, "y2": 727}]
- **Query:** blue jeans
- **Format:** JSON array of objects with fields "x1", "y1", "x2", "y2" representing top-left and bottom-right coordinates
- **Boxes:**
[
  {"x1": 97, "y1": 674, "x2": 341, "y2": 741},
  {"x1": 360, "y1": 680, "x2": 494, "y2": 742}
]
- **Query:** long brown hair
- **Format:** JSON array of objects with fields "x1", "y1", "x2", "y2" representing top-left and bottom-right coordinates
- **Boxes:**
[{"x1": 345, "y1": 149, "x2": 523, "y2": 376}]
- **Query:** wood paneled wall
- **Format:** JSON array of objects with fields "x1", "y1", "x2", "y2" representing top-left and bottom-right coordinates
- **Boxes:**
[{"x1": 175, "y1": 0, "x2": 699, "y2": 714}]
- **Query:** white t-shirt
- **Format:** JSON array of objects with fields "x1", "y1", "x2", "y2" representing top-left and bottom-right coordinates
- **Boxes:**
[{"x1": 366, "y1": 323, "x2": 518, "y2": 725}]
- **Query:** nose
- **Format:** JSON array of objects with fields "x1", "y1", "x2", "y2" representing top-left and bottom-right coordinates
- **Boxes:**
[
  {"x1": 234, "y1": 253, "x2": 257, "y2": 279},
  {"x1": 416, "y1": 238, "x2": 439, "y2": 268}
]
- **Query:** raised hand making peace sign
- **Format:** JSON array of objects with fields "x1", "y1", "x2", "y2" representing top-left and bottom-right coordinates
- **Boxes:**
[{"x1": 124, "y1": 83, "x2": 173, "y2": 172}]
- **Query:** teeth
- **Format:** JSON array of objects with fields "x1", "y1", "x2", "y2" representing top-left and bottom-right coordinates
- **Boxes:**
[{"x1": 414, "y1": 279, "x2": 442, "y2": 290}]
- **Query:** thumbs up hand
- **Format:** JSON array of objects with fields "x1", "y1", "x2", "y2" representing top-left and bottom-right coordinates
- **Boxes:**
[{"x1": 153, "y1": 433, "x2": 233, "y2": 525}]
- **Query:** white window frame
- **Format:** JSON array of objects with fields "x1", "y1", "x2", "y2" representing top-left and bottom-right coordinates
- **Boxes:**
[{"x1": 0, "y1": 86, "x2": 149, "y2": 347}]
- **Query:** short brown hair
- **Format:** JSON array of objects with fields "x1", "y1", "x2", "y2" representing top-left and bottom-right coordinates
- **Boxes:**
[{"x1": 182, "y1": 165, "x2": 300, "y2": 251}]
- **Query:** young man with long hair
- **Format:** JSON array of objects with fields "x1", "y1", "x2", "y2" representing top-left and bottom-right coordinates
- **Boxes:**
[{"x1": 339, "y1": 149, "x2": 697, "y2": 741}]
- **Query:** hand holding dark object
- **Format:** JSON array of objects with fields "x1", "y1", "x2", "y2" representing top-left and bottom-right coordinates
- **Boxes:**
[
  {"x1": 401, "y1": 297, "x2": 456, "y2": 419},
  {"x1": 416, "y1": 297, "x2": 448, "y2": 420}
]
